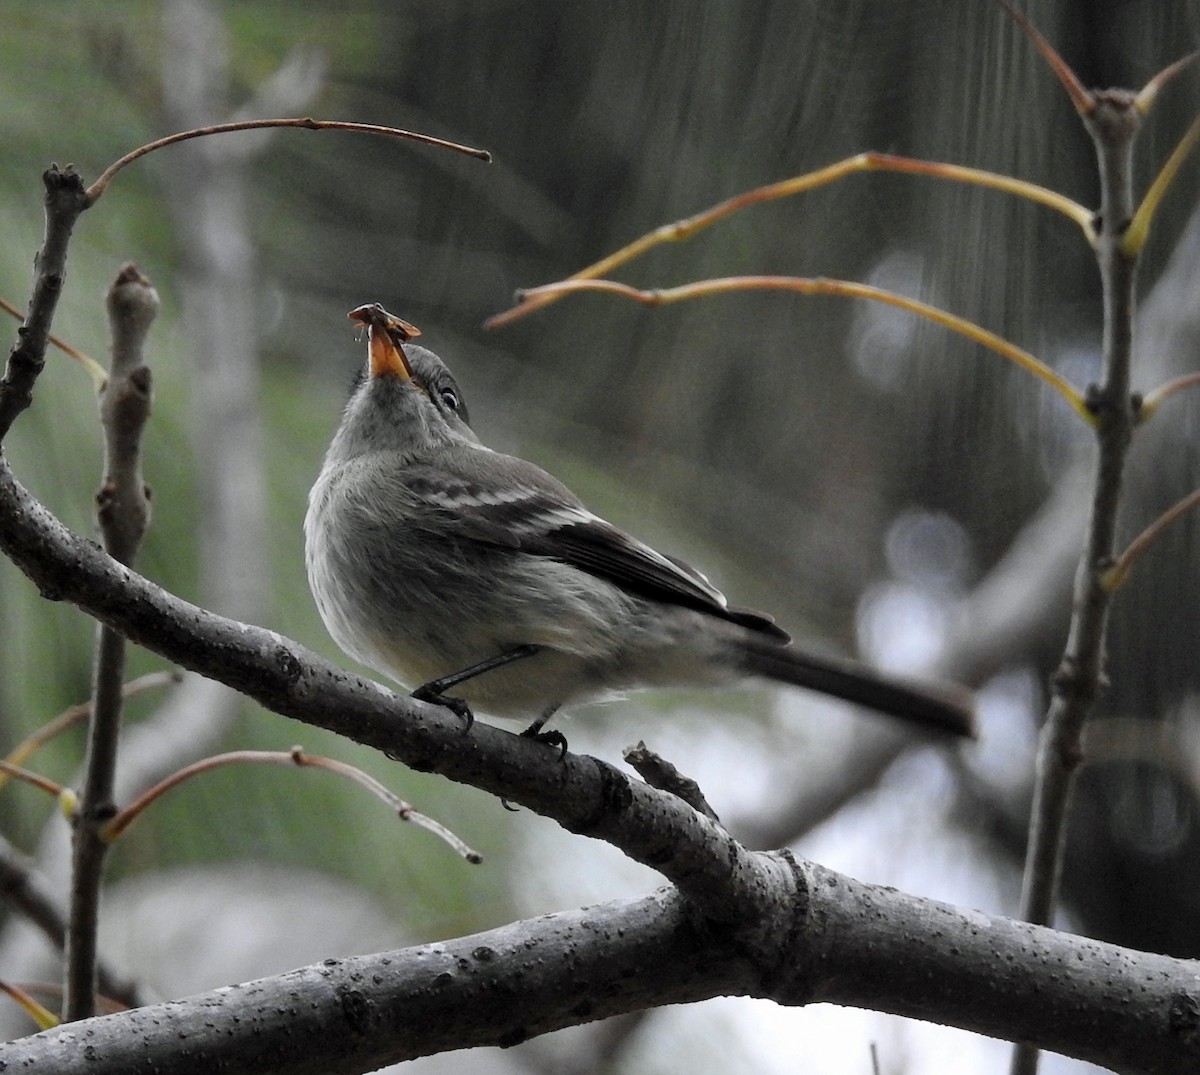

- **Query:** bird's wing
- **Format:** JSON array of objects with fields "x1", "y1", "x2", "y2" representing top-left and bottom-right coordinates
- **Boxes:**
[{"x1": 400, "y1": 448, "x2": 790, "y2": 641}]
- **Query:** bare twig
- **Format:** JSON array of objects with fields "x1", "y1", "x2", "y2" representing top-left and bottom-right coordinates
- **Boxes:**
[
  {"x1": 1139, "y1": 370, "x2": 1200, "y2": 418},
  {"x1": 623, "y1": 742, "x2": 721, "y2": 823},
  {"x1": 0, "y1": 296, "x2": 106, "y2": 387},
  {"x1": 1102, "y1": 487, "x2": 1200, "y2": 591},
  {"x1": 514, "y1": 275, "x2": 1090, "y2": 420},
  {"x1": 0, "y1": 761, "x2": 69, "y2": 801},
  {"x1": 0, "y1": 167, "x2": 92, "y2": 443},
  {"x1": 994, "y1": 0, "x2": 1095, "y2": 115},
  {"x1": 103, "y1": 747, "x2": 483, "y2": 864},
  {"x1": 64, "y1": 267, "x2": 158, "y2": 1022},
  {"x1": 8, "y1": 981, "x2": 129, "y2": 1019},
  {"x1": 486, "y1": 150, "x2": 1093, "y2": 330},
  {"x1": 84, "y1": 117, "x2": 490, "y2": 204},
  {"x1": 94, "y1": 266, "x2": 157, "y2": 562},
  {"x1": 1123, "y1": 114, "x2": 1200, "y2": 257},
  {"x1": 1133, "y1": 49, "x2": 1200, "y2": 114},
  {"x1": 0, "y1": 841, "x2": 139, "y2": 1011},
  {"x1": 1008, "y1": 60, "x2": 1145, "y2": 1075},
  {"x1": 1017, "y1": 104, "x2": 1140, "y2": 922},
  {"x1": 0, "y1": 841, "x2": 67, "y2": 955},
  {"x1": 0, "y1": 979, "x2": 58, "y2": 1031},
  {"x1": 0, "y1": 671, "x2": 182, "y2": 788}
]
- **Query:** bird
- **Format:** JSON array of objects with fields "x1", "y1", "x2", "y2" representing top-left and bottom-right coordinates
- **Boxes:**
[{"x1": 304, "y1": 303, "x2": 974, "y2": 749}]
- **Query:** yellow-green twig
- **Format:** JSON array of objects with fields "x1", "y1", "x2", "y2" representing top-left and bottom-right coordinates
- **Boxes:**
[
  {"x1": 0, "y1": 760, "x2": 76, "y2": 818},
  {"x1": 1138, "y1": 371, "x2": 1200, "y2": 422},
  {"x1": 1134, "y1": 50, "x2": 1200, "y2": 115},
  {"x1": 1123, "y1": 113, "x2": 1200, "y2": 256},
  {"x1": 0, "y1": 296, "x2": 107, "y2": 388},
  {"x1": 0, "y1": 980, "x2": 59, "y2": 1031},
  {"x1": 486, "y1": 152, "x2": 1092, "y2": 329},
  {"x1": 516, "y1": 275, "x2": 1090, "y2": 421}
]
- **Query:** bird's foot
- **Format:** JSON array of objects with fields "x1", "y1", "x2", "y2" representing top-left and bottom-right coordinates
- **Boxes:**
[
  {"x1": 520, "y1": 720, "x2": 568, "y2": 760},
  {"x1": 412, "y1": 684, "x2": 474, "y2": 733}
]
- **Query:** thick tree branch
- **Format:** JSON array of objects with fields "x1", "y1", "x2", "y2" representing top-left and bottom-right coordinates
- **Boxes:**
[{"x1": 1, "y1": 861, "x2": 1197, "y2": 1074}]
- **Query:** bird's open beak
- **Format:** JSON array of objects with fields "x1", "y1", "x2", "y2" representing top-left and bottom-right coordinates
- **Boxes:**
[{"x1": 348, "y1": 303, "x2": 422, "y2": 381}]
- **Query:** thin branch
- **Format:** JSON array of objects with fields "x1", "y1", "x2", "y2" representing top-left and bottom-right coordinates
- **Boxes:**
[
  {"x1": 486, "y1": 150, "x2": 1093, "y2": 329},
  {"x1": 1139, "y1": 370, "x2": 1200, "y2": 419},
  {"x1": 516, "y1": 275, "x2": 1090, "y2": 420},
  {"x1": 94, "y1": 265, "x2": 157, "y2": 563},
  {"x1": 1123, "y1": 113, "x2": 1200, "y2": 256},
  {"x1": 1134, "y1": 50, "x2": 1200, "y2": 115},
  {"x1": 64, "y1": 266, "x2": 159, "y2": 1023},
  {"x1": 0, "y1": 167, "x2": 92, "y2": 443},
  {"x1": 0, "y1": 979, "x2": 58, "y2": 1031},
  {"x1": 102, "y1": 747, "x2": 483, "y2": 863},
  {"x1": 0, "y1": 840, "x2": 140, "y2": 1009},
  {"x1": 0, "y1": 760, "x2": 70, "y2": 802},
  {"x1": 12, "y1": 981, "x2": 129, "y2": 1018},
  {"x1": 1017, "y1": 101, "x2": 1141, "y2": 923},
  {"x1": 0, "y1": 671, "x2": 182, "y2": 788},
  {"x1": 1009, "y1": 81, "x2": 1144, "y2": 1075},
  {"x1": 285, "y1": 748, "x2": 483, "y2": 863},
  {"x1": 1102, "y1": 487, "x2": 1200, "y2": 591},
  {"x1": 995, "y1": 0, "x2": 1095, "y2": 115},
  {"x1": 84, "y1": 117, "x2": 491, "y2": 204},
  {"x1": 0, "y1": 841, "x2": 68, "y2": 953},
  {"x1": 0, "y1": 296, "x2": 106, "y2": 387},
  {"x1": 623, "y1": 742, "x2": 721, "y2": 823}
]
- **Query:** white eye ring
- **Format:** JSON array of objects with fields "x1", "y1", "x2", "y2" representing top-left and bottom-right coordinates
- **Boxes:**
[{"x1": 439, "y1": 387, "x2": 461, "y2": 412}]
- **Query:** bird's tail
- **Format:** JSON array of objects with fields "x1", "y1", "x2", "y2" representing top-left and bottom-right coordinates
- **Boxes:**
[{"x1": 739, "y1": 640, "x2": 975, "y2": 738}]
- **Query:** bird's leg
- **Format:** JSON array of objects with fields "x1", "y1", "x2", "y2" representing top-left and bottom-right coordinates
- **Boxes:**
[
  {"x1": 412, "y1": 644, "x2": 542, "y2": 731},
  {"x1": 499, "y1": 704, "x2": 568, "y2": 812},
  {"x1": 520, "y1": 705, "x2": 567, "y2": 758},
  {"x1": 501, "y1": 705, "x2": 569, "y2": 811}
]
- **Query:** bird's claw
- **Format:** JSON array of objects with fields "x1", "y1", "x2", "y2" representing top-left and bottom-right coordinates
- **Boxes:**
[
  {"x1": 520, "y1": 723, "x2": 568, "y2": 760},
  {"x1": 412, "y1": 685, "x2": 474, "y2": 734}
]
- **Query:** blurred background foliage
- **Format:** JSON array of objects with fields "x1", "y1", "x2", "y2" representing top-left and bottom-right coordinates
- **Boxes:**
[{"x1": 2, "y1": 1, "x2": 1200, "y2": 1071}]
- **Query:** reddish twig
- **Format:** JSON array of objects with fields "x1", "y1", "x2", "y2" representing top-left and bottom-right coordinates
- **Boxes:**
[
  {"x1": 104, "y1": 747, "x2": 482, "y2": 864},
  {"x1": 85, "y1": 117, "x2": 491, "y2": 204}
]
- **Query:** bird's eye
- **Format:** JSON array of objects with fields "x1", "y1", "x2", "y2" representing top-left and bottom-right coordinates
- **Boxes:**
[{"x1": 439, "y1": 387, "x2": 461, "y2": 412}]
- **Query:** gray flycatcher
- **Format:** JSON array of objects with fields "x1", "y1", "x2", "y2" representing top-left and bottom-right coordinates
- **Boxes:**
[{"x1": 305, "y1": 303, "x2": 974, "y2": 747}]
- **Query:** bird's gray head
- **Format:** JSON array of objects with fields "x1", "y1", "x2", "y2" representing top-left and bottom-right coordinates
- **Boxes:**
[{"x1": 327, "y1": 304, "x2": 477, "y2": 463}]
